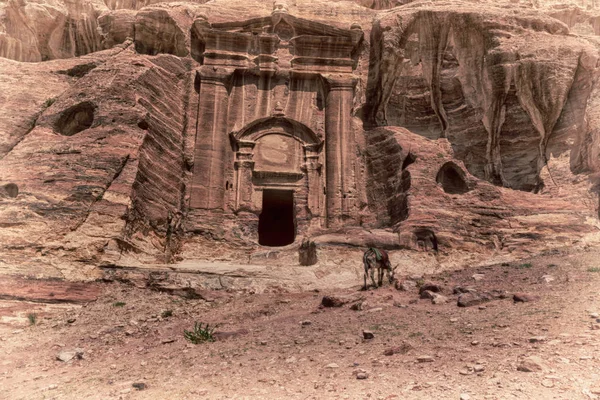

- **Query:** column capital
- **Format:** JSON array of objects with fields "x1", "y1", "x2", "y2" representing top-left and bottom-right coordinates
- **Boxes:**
[
  {"x1": 321, "y1": 74, "x2": 358, "y2": 91},
  {"x1": 197, "y1": 66, "x2": 234, "y2": 85},
  {"x1": 234, "y1": 160, "x2": 255, "y2": 168},
  {"x1": 237, "y1": 139, "x2": 256, "y2": 149},
  {"x1": 303, "y1": 143, "x2": 323, "y2": 153},
  {"x1": 302, "y1": 161, "x2": 322, "y2": 171}
]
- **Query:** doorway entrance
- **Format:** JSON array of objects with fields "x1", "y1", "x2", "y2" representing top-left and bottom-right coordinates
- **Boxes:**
[{"x1": 258, "y1": 189, "x2": 295, "y2": 246}]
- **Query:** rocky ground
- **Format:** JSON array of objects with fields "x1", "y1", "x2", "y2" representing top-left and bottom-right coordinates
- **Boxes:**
[{"x1": 1, "y1": 246, "x2": 600, "y2": 400}]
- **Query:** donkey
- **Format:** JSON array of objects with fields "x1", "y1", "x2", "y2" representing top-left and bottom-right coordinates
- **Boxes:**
[{"x1": 362, "y1": 247, "x2": 397, "y2": 290}]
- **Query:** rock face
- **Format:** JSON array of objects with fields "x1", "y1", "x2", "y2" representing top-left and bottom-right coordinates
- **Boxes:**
[
  {"x1": 0, "y1": 0, "x2": 599, "y2": 280},
  {"x1": 0, "y1": 0, "x2": 212, "y2": 62},
  {"x1": 366, "y1": 2, "x2": 598, "y2": 192}
]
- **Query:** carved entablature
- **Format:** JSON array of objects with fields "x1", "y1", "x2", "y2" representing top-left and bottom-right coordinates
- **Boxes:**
[{"x1": 192, "y1": 12, "x2": 363, "y2": 74}]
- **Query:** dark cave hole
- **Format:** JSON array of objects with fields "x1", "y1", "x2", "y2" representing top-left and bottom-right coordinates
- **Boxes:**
[
  {"x1": 415, "y1": 229, "x2": 438, "y2": 252},
  {"x1": 436, "y1": 162, "x2": 469, "y2": 194},
  {"x1": 54, "y1": 101, "x2": 95, "y2": 136},
  {"x1": 138, "y1": 120, "x2": 149, "y2": 130},
  {"x1": 2, "y1": 183, "x2": 18, "y2": 198},
  {"x1": 258, "y1": 189, "x2": 296, "y2": 247},
  {"x1": 399, "y1": 169, "x2": 411, "y2": 192},
  {"x1": 401, "y1": 152, "x2": 416, "y2": 170},
  {"x1": 191, "y1": 30, "x2": 205, "y2": 65}
]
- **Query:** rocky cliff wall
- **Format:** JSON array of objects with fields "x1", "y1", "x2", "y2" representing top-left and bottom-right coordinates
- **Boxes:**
[
  {"x1": 366, "y1": 126, "x2": 598, "y2": 255},
  {"x1": 0, "y1": 45, "x2": 195, "y2": 277},
  {"x1": 366, "y1": 3, "x2": 599, "y2": 193},
  {"x1": 0, "y1": 0, "x2": 599, "y2": 278}
]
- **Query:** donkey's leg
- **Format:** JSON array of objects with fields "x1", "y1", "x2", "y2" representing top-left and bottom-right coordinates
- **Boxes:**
[
  {"x1": 370, "y1": 265, "x2": 377, "y2": 288},
  {"x1": 378, "y1": 265, "x2": 384, "y2": 287},
  {"x1": 363, "y1": 264, "x2": 368, "y2": 290}
]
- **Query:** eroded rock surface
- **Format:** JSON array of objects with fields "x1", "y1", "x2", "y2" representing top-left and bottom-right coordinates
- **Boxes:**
[
  {"x1": 0, "y1": 0, "x2": 599, "y2": 281},
  {"x1": 366, "y1": 2, "x2": 599, "y2": 193}
]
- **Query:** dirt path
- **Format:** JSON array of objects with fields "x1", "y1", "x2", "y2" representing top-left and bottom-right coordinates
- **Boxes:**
[{"x1": 1, "y1": 247, "x2": 600, "y2": 400}]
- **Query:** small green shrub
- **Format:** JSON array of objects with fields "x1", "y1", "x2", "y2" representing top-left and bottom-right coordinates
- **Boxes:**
[
  {"x1": 113, "y1": 301, "x2": 126, "y2": 307},
  {"x1": 161, "y1": 310, "x2": 173, "y2": 318},
  {"x1": 43, "y1": 98, "x2": 56, "y2": 108},
  {"x1": 27, "y1": 313, "x2": 37, "y2": 325},
  {"x1": 588, "y1": 267, "x2": 600, "y2": 273},
  {"x1": 184, "y1": 322, "x2": 218, "y2": 344},
  {"x1": 518, "y1": 263, "x2": 532, "y2": 269}
]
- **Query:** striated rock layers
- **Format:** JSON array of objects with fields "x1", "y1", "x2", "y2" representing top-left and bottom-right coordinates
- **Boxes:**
[{"x1": 0, "y1": 0, "x2": 599, "y2": 280}]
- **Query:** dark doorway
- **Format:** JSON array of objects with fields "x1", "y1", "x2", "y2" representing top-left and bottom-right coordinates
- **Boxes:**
[{"x1": 259, "y1": 189, "x2": 295, "y2": 246}]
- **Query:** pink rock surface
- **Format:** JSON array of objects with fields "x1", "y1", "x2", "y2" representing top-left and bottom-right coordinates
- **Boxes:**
[{"x1": 0, "y1": 0, "x2": 599, "y2": 281}]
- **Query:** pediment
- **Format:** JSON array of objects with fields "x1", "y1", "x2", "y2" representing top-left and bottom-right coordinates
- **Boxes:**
[
  {"x1": 192, "y1": 12, "x2": 363, "y2": 70},
  {"x1": 205, "y1": 14, "x2": 362, "y2": 44}
]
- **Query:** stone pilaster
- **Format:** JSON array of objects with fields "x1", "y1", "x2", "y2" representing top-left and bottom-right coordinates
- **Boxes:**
[
  {"x1": 190, "y1": 66, "x2": 232, "y2": 210},
  {"x1": 302, "y1": 143, "x2": 322, "y2": 217},
  {"x1": 234, "y1": 140, "x2": 256, "y2": 212},
  {"x1": 324, "y1": 75, "x2": 357, "y2": 227}
]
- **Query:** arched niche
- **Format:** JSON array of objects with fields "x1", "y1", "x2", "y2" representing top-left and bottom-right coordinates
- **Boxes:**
[
  {"x1": 232, "y1": 116, "x2": 321, "y2": 147},
  {"x1": 436, "y1": 161, "x2": 470, "y2": 195},
  {"x1": 230, "y1": 117, "x2": 324, "y2": 239},
  {"x1": 233, "y1": 117, "x2": 321, "y2": 177}
]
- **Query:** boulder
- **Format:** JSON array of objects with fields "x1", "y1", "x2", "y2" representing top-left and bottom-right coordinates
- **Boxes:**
[
  {"x1": 362, "y1": 330, "x2": 375, "y2": 340},
  {"x1": 321, "y1": 293, "x2": 364, "y2": 308},
  {"x1": 457, "y1": 292, "x2": 492, "y2": 307},
  {"x1": 383, "y1": 341, "x2": 412, "y2": 356},
  {"x1": 419, "y1": 283, "x2": 444, "y2": 294},
  {"x1": 514, "y1": 293, "x2": 540, "y2": 303},
  {"x1": 431, "y1": 293, "x2": 448, "y2": 305},
  {"x1": 517, "y1": 356, "x2": 546, "y2": 372},
  {"x1": 56, "y1": 348, "x2": 84, "y2": 362},
  {"x1": 395, "y1": 279, "x2": 417, "y2": 291}
]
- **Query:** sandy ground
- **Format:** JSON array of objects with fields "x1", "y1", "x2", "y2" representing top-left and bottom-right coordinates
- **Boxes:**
[{"x1": 1, "y1": 247, "x2": 600, "y2": 400}]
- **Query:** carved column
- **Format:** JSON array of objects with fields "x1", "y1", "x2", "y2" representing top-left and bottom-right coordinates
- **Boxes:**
[
  {"x1": 234, "y1": 140, "x2": 255, "y2": 211},
  {"x1": 324, "y1": 75, "x2": 357, "y2": 227},
  {"x1": 302, "y1": 143, "x2": 322, "y2": 217},
  {"x1": 191, "y1": 66, "x2": 232, "y2": 210}
]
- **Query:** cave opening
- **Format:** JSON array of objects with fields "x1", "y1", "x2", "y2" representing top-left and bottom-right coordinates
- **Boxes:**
[
  {"x1": 258, "y1": 189, "x2": 296, "y2": 247},
  {"x1": 55, "y1": 101, "x2": 95, "y2": 136},
  {"x1": 436, "y1": 162, "x2": 469, "y2": 194},
  {"x1": 2, "y1": 183, "x2": 18, "y2": 198},
  {"x1": 415, "y1": 229, "x2": 438, "y2": 252}
]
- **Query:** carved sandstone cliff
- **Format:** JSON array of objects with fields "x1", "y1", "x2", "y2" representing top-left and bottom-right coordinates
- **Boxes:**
[{"x1": 0, "y1": 0, "x2": 599, "y2": 280}]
